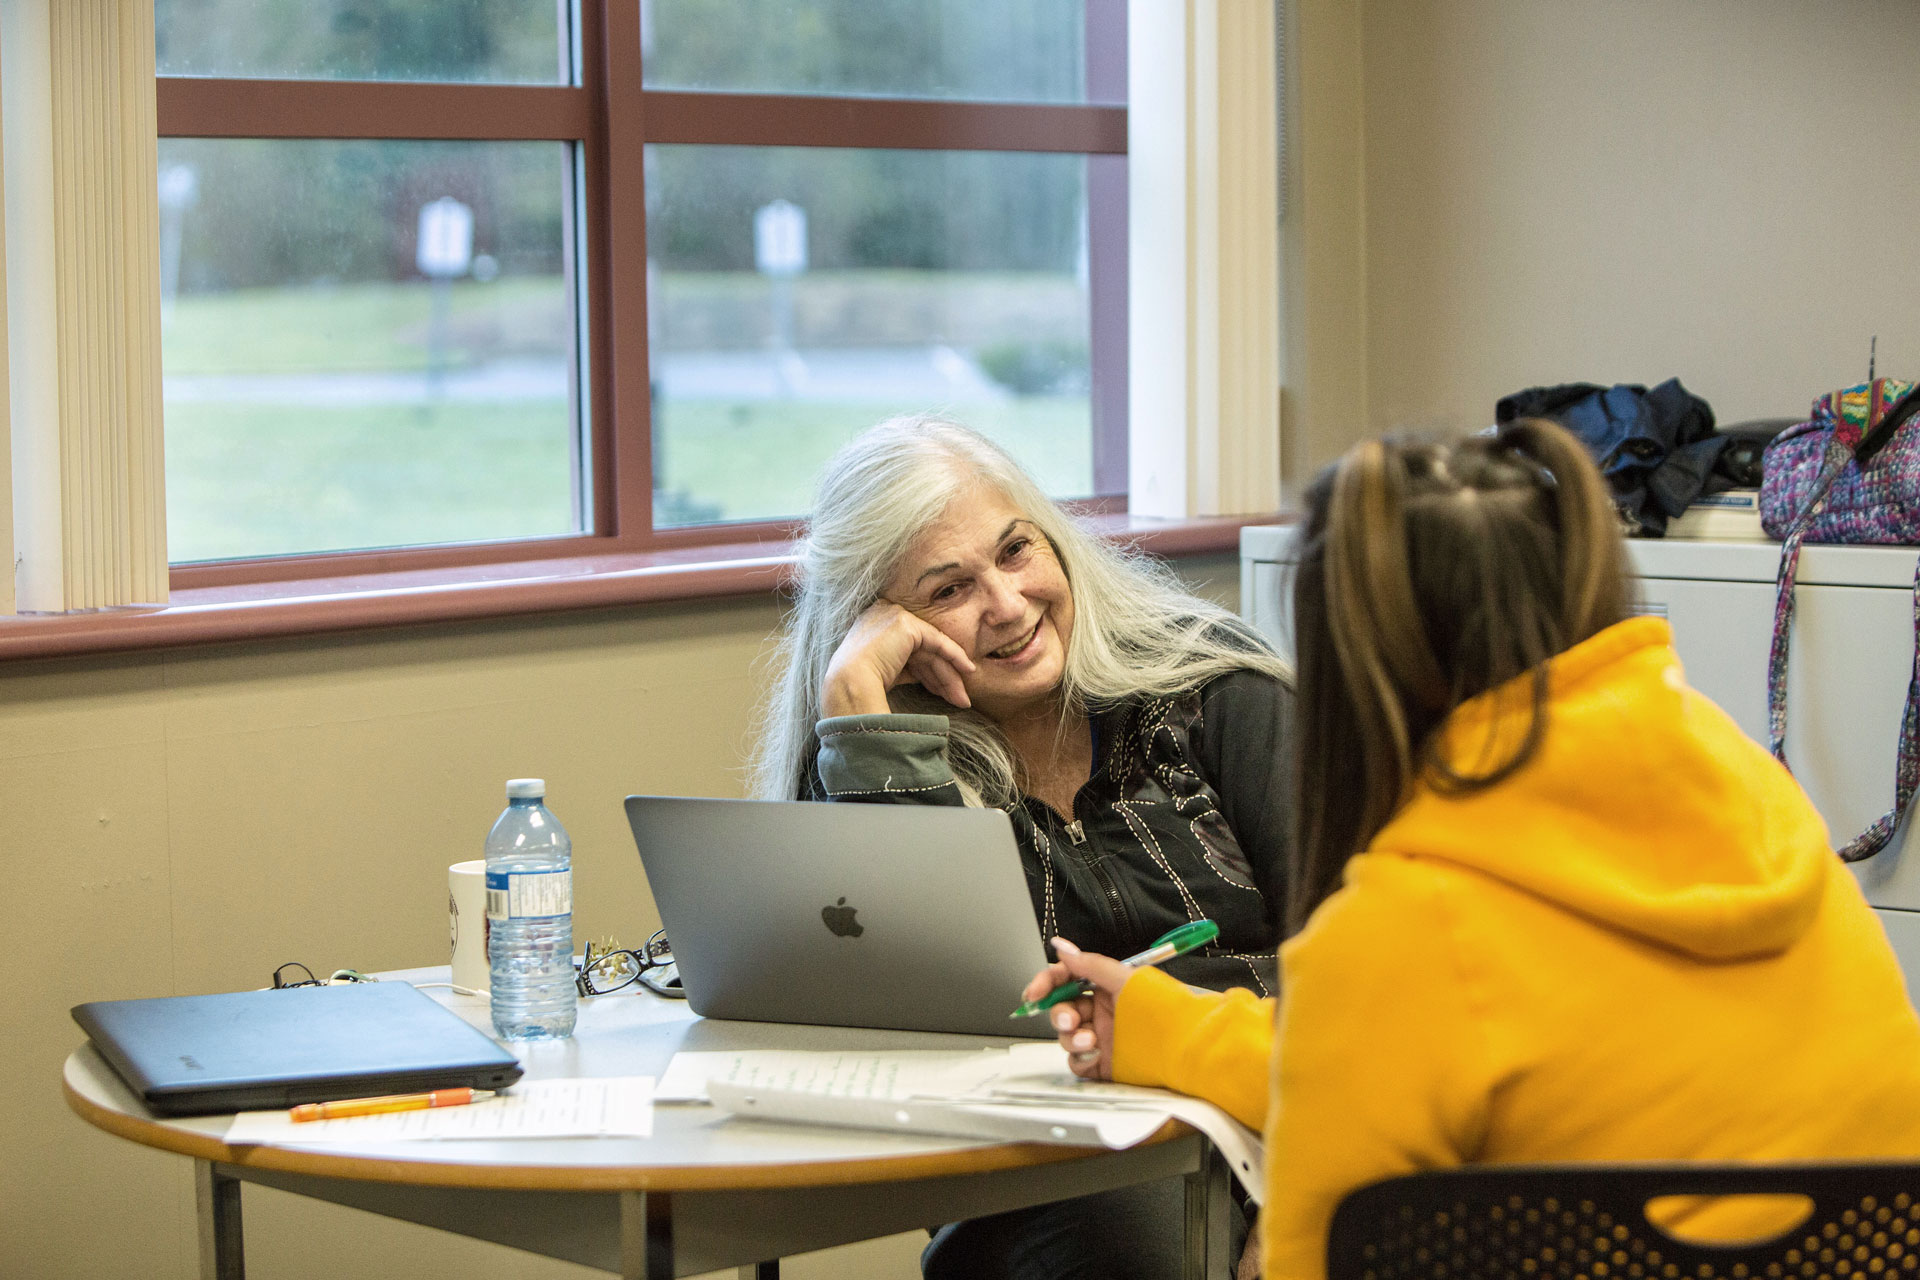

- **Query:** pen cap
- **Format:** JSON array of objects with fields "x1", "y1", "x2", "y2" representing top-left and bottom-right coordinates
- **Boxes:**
[{"x1": 1156, "y1": 920, "x2": 1219, "y2": 953}]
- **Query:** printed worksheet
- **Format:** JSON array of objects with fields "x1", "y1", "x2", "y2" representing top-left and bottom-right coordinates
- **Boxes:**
[
  {"x1": 654, "y1": 1049, "x2": 1004, "y2": 1103},
  {"x1": 223, "y1": 1076, "x2": 655, "y2": 1145},
  {"x1": 657, "y1": 1043, "x2": 1265, "y2": 1199}
]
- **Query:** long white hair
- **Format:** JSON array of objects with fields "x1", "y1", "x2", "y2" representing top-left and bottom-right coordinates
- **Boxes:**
[{"x1": 748, "y1": 415, "x2": 1292, "y2": 805}]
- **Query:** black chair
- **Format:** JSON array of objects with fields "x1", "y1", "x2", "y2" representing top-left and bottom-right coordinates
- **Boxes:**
[{"x1": 1326, "y1": 1162, "x2": 1920, "y2": 1280}]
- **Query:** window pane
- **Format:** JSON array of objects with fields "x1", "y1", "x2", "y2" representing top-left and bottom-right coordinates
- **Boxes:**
[
  {"x1": 154, "y1": 0, "x2": 566, "y2": 84},
  {"x1": 160, "y1": 139, "x2": 582, "y2": 564},
  {"x1": 641, "y1": 0, "x2": 1105, "y2": 103},
  {"x1": 647, "y1": 145, "x2": 1092, "y2": 528}
]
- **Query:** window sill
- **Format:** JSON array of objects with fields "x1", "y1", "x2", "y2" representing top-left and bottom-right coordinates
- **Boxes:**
[{"x1": 0, "y1": 514, "x2": 1282, "y2": 664}]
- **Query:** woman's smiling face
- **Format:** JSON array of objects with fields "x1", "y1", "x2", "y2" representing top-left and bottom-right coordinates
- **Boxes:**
[{"x1": 884, "y1": 485, "x2": 1075, "y2": 723}]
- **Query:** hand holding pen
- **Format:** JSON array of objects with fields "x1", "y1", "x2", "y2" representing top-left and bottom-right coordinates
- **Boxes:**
[{"x1": 1015, "y1": 920, "x2": 1219, "y2": 1082}]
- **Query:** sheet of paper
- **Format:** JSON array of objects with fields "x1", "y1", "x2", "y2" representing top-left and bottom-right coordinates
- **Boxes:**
[
  {"x1": 707, "y1": 1079, "x2": 1167, "y2": 1149},
  {"x1": 971, "y1": 1044, "x2": 1267, "y2": 1201},
  {"x1": 655, "y1": 1049, "x2": 1001, "y2": 1103},
  {"x1": 223, "y1": 1076, "x2": 655, "y2": 1146},
  {"x1": 663, "y1": 1044, "x2": 1265, "y2": 1199}
]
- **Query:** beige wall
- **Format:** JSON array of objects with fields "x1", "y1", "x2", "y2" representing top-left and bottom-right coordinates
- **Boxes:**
[
  {"x1": 1360, "y1": 0, "x2": 1920, "y2": 436},
  {"x1": 25, "y1": 3, "x2": 1909, "y2": 1274},
  {"x1": 1282, "y1": 0, "x2": 1372, "y2": 487},
  {"x1": 7, "y1": 596, "x2": 784, "y2": 1280},
  {"x1": 1, "y1": 554, "x2": 1237, "y2": 1280}
]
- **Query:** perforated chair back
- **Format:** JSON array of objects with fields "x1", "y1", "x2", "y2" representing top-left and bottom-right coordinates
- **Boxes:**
[{"x1": 1326, "y1": 1162, "x2": 1920, "y2": 1280}]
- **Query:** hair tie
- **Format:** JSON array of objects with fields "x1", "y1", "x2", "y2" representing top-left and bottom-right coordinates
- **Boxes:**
[{"x1": 1504, "y1": 442, "x2": 1558, "y2": 491}]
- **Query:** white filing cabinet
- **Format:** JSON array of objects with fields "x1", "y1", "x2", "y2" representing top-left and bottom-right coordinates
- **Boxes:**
[{"x1": 1241, "y1": 525, "x2": 1920, "y2": 983}]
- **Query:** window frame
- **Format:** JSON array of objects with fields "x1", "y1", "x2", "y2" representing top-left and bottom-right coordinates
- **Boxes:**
[{"x1": 156, "y1": 0, "x2": 1131, "y2": 590}]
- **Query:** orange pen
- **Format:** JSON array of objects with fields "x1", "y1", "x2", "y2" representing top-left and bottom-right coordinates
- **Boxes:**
[{"x1": 289, "y1": 1087, "x2": 497, "y2": 1123}]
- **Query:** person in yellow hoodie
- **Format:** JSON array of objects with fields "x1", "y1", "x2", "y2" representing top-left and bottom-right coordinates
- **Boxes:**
[{"x1": 1025, "y1": 420, "x2": 1920, "y2": 1280}]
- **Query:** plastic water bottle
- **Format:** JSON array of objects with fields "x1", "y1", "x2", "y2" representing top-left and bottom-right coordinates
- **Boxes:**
[{"x1": 484, "y1": 779, "x2": 577, "y2": 1040}]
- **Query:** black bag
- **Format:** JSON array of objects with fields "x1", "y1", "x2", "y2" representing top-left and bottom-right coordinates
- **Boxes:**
[{"x1": 1496, "y1": 378, "x2": 1727, "y2": 535}]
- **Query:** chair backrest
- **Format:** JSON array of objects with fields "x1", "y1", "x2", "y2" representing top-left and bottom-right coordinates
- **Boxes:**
[{"x1": 1326, "y1": 1162, "x2": 1920, "y2": 1280}]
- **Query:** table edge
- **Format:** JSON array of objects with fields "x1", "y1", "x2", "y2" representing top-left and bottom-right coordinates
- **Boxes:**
[{"x1": 64, "y1": 1054, "x2": 1190, "y2": 1192}]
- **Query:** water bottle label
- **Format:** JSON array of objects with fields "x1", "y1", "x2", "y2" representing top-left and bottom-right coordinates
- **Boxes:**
[{"x1": 485, "y1": 869, "x2": 572, "y2": 920}]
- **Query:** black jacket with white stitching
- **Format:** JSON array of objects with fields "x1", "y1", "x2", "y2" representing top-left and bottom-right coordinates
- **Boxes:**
[{"x1": 811, "y1": 668, "x2": 1293, "y2": 997}]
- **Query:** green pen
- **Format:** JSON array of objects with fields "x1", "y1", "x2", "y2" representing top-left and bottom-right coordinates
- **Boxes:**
[{"x1": 1010, "y1": 919, "x2": 1220, "y2": 1018}]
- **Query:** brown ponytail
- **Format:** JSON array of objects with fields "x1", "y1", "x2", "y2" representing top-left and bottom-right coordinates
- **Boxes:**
[
  {"x1": 1494, "y1": 417, "x2": 1631, "y2": 644},
  {"x1": 1288, "y1": 420, "x2": 1630, "y2": 932}
]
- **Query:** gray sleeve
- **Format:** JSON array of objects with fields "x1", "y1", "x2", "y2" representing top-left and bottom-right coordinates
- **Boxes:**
[{"x1": 813, "y1": 713, "x2": 966, "y2": 806}]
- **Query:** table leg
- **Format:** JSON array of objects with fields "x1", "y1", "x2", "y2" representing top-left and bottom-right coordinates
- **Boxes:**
[
  {"x1": 1182, "y1": 1145, "x2": 1232, "y2": 1280},
  {"x1": 195, "y1": 1161, "x2": 245, "y2": 1280},
  {"x1": 620, "y1": 1190, "x2": 676, "y2": 1280}
]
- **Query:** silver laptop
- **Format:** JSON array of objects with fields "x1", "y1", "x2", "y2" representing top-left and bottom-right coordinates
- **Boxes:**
[{"x1": 624, "y1": 796, "x2": 1052, "y2": 1038}]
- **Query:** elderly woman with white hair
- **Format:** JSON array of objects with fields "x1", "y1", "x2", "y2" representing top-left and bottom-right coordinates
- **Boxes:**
[{"x1": 751, "y1": 415, "x2": 1294, "y2": 1280}]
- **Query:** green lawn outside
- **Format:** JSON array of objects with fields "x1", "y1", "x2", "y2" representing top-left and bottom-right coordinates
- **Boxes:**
[
  {"x1": 654, "y1": 396, "x2": 1092, "y2": 526},
  {"x1": 162, "y1": 274, "x2": 1093, "y2": 562},
  {"x1": 164, "y1": 399, "x2": 577, "y2": 562},
  {"x1": 166, "y1": 395, "x2": 1090, "y2": 563},
  {"x1": 162, "y1": 269, "x2": 1084, "y2": 372},
  {"x1": 162, "y1": 277, "x2": 569, "y2": 375}
]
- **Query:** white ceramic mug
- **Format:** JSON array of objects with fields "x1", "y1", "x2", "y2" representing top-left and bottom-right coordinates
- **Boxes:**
[{"x1": 448, "y1": 859, "x2": 490, "y2": 992}]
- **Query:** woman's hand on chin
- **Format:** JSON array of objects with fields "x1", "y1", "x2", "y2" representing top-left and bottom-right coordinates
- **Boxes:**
[{"x1": 821, "y1": 600, "x2": 977, "y2": 717}]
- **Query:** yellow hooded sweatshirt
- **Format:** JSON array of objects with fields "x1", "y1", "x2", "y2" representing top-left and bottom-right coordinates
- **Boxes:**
[{"x1": 1110, "y1": 617, "x2": 1920, "y2": 1280}]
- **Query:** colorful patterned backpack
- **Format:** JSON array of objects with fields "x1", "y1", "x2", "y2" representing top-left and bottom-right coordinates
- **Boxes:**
[
  {"x1": 1759, "y1": 378, "x2": 1920, "y2": 544},
  {"x1": 1761, "y1": 377, "x2": 1920, "y2": 861}
]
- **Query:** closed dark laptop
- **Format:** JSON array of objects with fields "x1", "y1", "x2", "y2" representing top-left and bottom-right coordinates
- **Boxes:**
[
  {"x1": 72, "y1": 981, "x2": 524, "y2": 1117},
  {"x1": 624, "y1": 795, "x2": 1051, "y2": 1038}
]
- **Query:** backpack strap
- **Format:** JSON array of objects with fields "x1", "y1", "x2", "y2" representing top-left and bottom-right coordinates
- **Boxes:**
[
  {"x1": 1767, "y1": 423, "x2": 1920, "y2": 863},
  {"x1": 1833, "y1": 558, "x2": 1920, "y2": 862}
]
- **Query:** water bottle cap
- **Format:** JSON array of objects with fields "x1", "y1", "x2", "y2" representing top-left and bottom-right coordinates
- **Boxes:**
[{"x1": 505, "y1": 778, "x2": 546, "y2": 799}]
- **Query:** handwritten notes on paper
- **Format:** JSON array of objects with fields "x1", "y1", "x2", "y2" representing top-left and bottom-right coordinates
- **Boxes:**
[{"x1": 223, "y1": 1077, "x2": 655, "y2": 1146}]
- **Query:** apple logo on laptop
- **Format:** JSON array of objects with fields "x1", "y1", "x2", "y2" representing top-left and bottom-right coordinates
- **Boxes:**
[{"x1": 822, "y1": 897, "x2": 864, "y2": 938}]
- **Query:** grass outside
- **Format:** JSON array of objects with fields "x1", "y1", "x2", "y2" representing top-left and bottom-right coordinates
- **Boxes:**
[
  {"x1": 166, "y1": 396, "x2": 1088, "y2": 563},
  {"x1": 162, "y1": 274, "x2": 1094, "y2": 562},
  {"x1": 162, "y1": 276, "x2": 570, "y2": 376},
  {"x1": 654, "y1": 396, "x2": 1091, "y2": 526},
  {"x1": 652, "y1": 269, "x2": 1087, "y2": 352},
  {"x1": 162, "y1": 270, "x2": 1085, "y2": 372},
  {"x1": 165, "y1": 399, "x2": 576, "y2": 563}
]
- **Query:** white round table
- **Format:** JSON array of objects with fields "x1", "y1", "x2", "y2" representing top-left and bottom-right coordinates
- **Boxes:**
[{"x1": 64, "y1": 971, "x2": 1231, "y2": 1279}]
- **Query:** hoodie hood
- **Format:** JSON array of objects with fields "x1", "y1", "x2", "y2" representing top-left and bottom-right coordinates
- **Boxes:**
[{"x1": 1367, "y1": 617, "x2": 1831, "y2": 961}]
